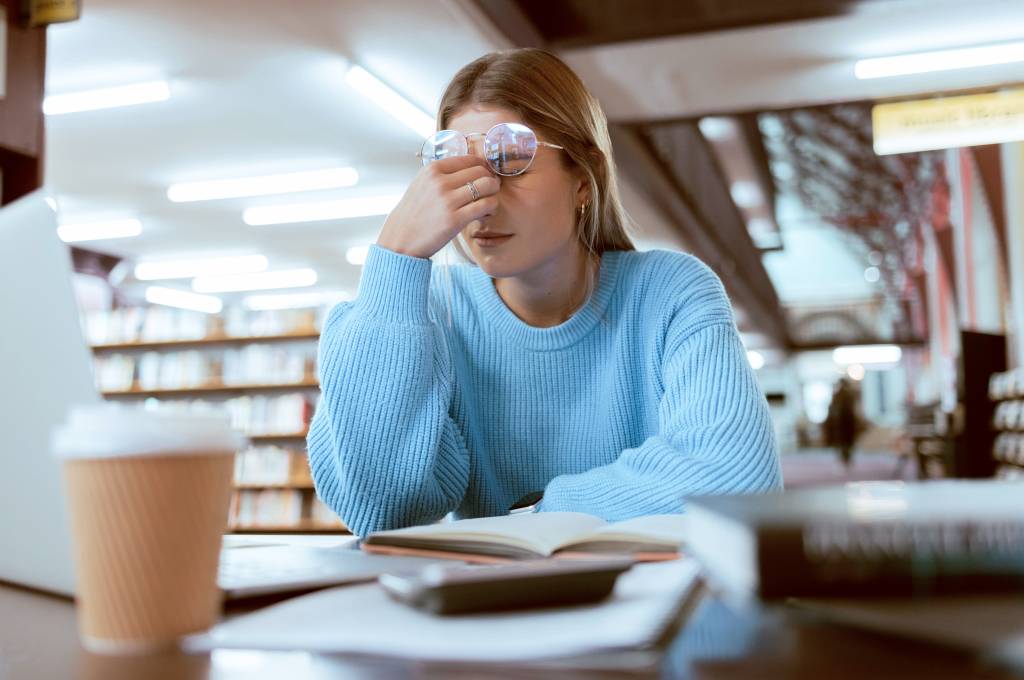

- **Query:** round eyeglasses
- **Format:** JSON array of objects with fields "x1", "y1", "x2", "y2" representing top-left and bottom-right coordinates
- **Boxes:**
[{"x1": 417, "y1": 123, "x2": 564, "y2": 177}]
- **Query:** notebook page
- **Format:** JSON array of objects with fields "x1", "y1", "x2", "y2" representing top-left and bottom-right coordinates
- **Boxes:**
[
  {"x1": 188, "y1": 560, "x2": 702, "y2": 662},
  {"x1": 556, "y1": 514, "x2": 688, "y2": 551},
  {"x1": 367, "y1": 512, "x2": 607, "y2": 556}
]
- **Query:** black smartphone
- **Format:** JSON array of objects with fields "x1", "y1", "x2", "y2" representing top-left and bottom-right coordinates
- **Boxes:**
[{"x1": 377, "y1": 558, "x2": 633, "y2": 615}]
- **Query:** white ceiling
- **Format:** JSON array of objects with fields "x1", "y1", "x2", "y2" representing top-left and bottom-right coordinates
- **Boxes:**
[
  {"x1": 42, "y1": 0, "x2": 1024, "y2": 315},
  {"x1": 43, "y1": 0, "x2": 683, "y2": 304},
  {"x1": 562, "y1": 0, "x2": 1024, "y2": 121},
  {"x1": 44, "y1": 0, "x2": 494, "y2": 297}
]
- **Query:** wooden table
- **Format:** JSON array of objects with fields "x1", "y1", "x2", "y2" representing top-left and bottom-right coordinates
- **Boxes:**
[{"x1": 2, "y1": 578, "x2": 1020, "y2": 680}]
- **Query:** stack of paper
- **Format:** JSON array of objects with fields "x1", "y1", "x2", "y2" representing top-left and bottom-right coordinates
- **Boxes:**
[{"x1": 188, "y1": 560, "x2": 702, "y2": 664}]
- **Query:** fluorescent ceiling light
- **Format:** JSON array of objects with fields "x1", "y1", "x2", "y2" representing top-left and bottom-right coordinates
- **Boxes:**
[
  {"x1": 697, "y1": 117, "x2": 733, "y2": 140},
  {"x1": 145, "y1": 286, "x2": 222, "y2": 314},
  {"x1": 833, "y1": 344, "x2": 902, "y2": 366},
  {"x1": 856, "y1": 41, "x2": 1024, "y2": 80},
  {"x1": 192, "y1": 268, "x2": 318, "y2": 293},
  {"x1": 243, "y1": 290, "x2": 352, "y2": 311},
  {"x1": 44, "y1": 80, "x2": 170, "y2": 115},
  {"x1": 746, "y1": 350, "x2": 765, "y2": 371},
  {"x1": 134, "y1": 254, "x2": 269, "y2": 281},
  {"x1": 747, "y1": 218, "x2": 775, "y2": 237},
  {"x1": 345, "y1": 65, "x2": 435, "y2": 138},
  {"x1": 167, "y1": 167, "x2": 359, "y2": 203},
  {"x1": 345, "y1": 245, "x2": 370, "y2": 265},
  {"x1": 57, "y1": 218, "x2": 142, "y2": 243},
  {"x1": 729, "y1": 181, "x2": 762, "y2": 209},
  {"x1": 771, "y1": 161, "x2": 794, "y2": 181},
  {"x1": 243, "y1": 194, "x2": 402, "y2": 226}
]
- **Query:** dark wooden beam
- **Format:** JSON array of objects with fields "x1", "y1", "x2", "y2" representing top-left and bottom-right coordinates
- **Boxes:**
[
  {"x1": 71, "y1": 247, "x2": 122, "y2": 279},
  {"x1": 472, "y1": 0, "x2": 546, "y2": 48},
  {"x1": 0, "y1": 0, "x2": 47, "y2": 205},
  {"x1": 507, "y1": 0, "x2": 875, "y2": 50},
  {"x1": 737, "y1": 113, "x2": 779, "y2": 230},
  {"x1": 970, "y1": 145, "x2": 1009, "y2": 275}
]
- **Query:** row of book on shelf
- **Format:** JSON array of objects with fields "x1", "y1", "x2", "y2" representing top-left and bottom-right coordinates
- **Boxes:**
[
  {"x1": 84, "y1": 306, "x2": 325, "y2": 345},
  {"x1": 231, "y1": 445, "x2": 343, "y2": 530},
  {"x1": 235, "y1": 445, "x2": 311, "y2": 486},
  {"x1": 992, "y1": 374, "x2": 1024, "y2": 478},
  {"x1": 229, "y1": 489, "x2": 343, "y2": 530},
  {"x1": 995, "y1": 432, "x2": 1024, "y2": 467},
  {"x1": 989, "y1": 367, "x2": 1024, "y2": 400},
  {"x1": 149, "y1": 396, "x2": 312, "y2": 436},
  {"x1": 994, "y1": 400, "x2": 1024, "y2": 431},
  {"x1": 94, "y1": 346, "x2": 318, "y2": 392}
]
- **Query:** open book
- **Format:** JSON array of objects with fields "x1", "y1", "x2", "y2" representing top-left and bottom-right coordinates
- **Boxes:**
[{"x1": 361, "y1": 512, "x2": 687, "y2": 561}]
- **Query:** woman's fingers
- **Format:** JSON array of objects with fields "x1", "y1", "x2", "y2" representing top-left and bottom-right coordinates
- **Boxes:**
[
  {"x1": 377, "y1": 153, "x2": 502, "y2": 258},
  {"x1": 450, "y1": 195, "x2": 499, "y2": 234}
]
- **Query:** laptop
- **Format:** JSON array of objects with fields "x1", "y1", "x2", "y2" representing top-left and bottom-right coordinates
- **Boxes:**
[{"x1": 0, "y1": 191, "x2": 444, "y2": 600}]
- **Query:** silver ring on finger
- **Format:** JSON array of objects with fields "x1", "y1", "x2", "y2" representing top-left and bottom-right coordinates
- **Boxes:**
[{"x1": 466, "y1": 181, "x2": 481, "y2": 202}]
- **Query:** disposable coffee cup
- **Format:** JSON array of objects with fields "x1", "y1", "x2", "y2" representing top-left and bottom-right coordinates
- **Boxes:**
[{"x1": 52, "y1": 405, "x2": 242, "y2": 654}]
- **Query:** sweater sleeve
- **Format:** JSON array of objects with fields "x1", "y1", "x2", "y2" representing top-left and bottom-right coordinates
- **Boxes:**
[
  {"x1": 306, "y1": 245, "x2": 470, "y2": 536},
  {"x1": 538, "y1": 259, "x2": 783, "y2": 520}
]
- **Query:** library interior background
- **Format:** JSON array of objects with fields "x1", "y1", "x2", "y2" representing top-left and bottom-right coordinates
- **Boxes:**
[{"x1": 4, "y1": 0, "x2": 1024, "y2": 533}]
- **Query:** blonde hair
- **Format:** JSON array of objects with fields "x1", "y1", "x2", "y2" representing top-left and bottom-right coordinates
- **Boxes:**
[{"x1": 437, "y1": 48, "x2": 635, "y2": 265}]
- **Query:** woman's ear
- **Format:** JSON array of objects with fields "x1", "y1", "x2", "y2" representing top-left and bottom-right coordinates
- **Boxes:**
[
  {"x1": 573, "y1": 171, "x2": 591, "y2": 208},
  {"x1": 572, "y1": 148, "x2": 602, "y2": 208}
]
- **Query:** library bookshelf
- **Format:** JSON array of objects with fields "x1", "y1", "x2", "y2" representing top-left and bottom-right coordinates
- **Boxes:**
[
  {"x1": 991, "y1": 368, "x2": 1024, "y2": 480},
  {"x1": 91, "y1": 331, "x2": 321, "y2": 353},
  {"x1": 100, "y1": 377, "x2": 322, "y2": 399},
  {"x1": 88, "y1": 315, "x2": 348, "y2": 535}
]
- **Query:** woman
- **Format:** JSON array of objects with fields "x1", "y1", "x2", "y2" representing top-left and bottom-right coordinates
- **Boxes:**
[{"x1": 308, "y1": 48, "x2": 782, "y2": 537}]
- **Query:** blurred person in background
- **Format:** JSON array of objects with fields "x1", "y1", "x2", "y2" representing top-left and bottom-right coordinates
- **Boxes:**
[{"x1": 825, "y1": 377, "x2": 863, "y2": 468}]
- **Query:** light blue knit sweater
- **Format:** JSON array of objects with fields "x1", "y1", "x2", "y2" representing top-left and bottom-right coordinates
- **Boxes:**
[{"x1": 307, "y1": 244, "x2": 782, "y2": 537}]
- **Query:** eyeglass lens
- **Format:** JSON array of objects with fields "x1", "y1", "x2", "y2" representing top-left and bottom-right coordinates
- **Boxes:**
[{"x1": 420, "y1": 123, "x2": 539, "y2": 176}]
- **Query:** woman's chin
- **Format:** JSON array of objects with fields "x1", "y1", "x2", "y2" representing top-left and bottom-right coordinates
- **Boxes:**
[{"x1": 473, "y1": 252, "x2": 522, "y2": 279}]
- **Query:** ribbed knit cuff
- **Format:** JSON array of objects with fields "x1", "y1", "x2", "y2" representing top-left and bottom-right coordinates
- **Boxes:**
[{"x1": 353, "y1": 244, "x2": 433, "y2": 323}]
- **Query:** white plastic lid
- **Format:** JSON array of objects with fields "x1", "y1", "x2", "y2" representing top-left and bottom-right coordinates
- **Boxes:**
[{"x1": 51, "y1": 403, "x2": 244, "y2": 460}]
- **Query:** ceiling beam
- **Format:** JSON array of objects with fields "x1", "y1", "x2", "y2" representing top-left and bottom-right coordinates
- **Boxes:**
[
  {"x1": 501, "y1": 0, "x2": 873, "y2": 51},
  {"x1": 471, "y1": 0, "x2": 546, "y2": 48},
  {"x1": 737, "y1": 113, "x2": 779, "y2": 230}
]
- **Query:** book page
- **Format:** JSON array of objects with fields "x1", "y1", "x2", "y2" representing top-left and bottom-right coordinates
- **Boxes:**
[
  {"x1": 365, "y1": 512, "x2": 608, "y2": 557},
  {"x1": 188, "y1": 560, "x2": 703, "y2": 662},
  {"x1": 556, "y1": 514, "x2": 688, "y2": 552}
]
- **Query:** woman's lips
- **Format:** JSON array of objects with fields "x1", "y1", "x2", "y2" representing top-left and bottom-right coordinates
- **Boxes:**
[{"x1": 472, "y1": 234, "x2": 513, "y2": 247}]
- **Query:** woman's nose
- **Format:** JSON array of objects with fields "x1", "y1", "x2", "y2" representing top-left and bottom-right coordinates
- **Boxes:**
[{"x1": 466, "y1": 135, "x2": 485, "y2": 159}]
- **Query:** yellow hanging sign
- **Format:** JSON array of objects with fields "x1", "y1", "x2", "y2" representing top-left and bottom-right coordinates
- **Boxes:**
[
  {"x1": 873, "y1": 89, "x2": 1024, "y2": 156},
  {"x1": 27, "y1": 0, "x2": 80, "y2": 27}
]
